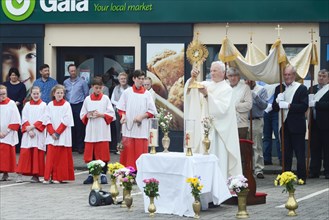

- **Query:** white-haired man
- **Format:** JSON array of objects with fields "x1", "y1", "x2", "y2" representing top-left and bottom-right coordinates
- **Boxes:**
[
  {"x1": 184, "y1": 61, "x2": 242, "y2": 181},
  {"x1": 227, "y1": 67, "x2": 252, "y2": 139},
  {"x1": 272, "y1": 65, "x2": 308, "y2": 184}
]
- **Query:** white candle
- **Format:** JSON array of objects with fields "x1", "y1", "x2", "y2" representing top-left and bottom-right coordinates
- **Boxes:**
[
  {"x1": 149, "y1": 129, "x2": 158, "y2": 146},
  {"x1": 185, "y1": 131, "x2": 194, "y2": 148}
]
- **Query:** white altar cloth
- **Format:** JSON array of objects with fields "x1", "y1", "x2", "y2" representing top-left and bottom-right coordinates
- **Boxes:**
[{"x1": 136, "y1": 152, "x2": 231, "y2": 217}]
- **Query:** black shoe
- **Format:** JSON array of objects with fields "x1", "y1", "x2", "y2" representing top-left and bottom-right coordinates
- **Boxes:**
[
  {"x1": 208, "y1": 202, "x2": 220, "y2": 208},
  {"x1": 83, "y1": 175, "x2": 93, "y2": 184},
  {"x1": 100, "y1": 174, "x2": 108, "y2": 184},
  {"x1": 264, "y1": 161, "x2": 273, "y2": 165},
  {"x1": 78, "y1": 149, "x2": 84, "y2": 154},
  {"x1": 325, "y1": 175, "x2": 329, "y2": 179},
  {"x1": 308, "y1": 173, "x2": 319, "y2": 178},
  {"x1": 256, "y1": 173, "x2": 265, "y2": 179}
]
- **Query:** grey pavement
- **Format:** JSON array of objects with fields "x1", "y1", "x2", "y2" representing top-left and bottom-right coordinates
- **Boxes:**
[{"x1": 0, "y1": 152, "x2": 328, "y2": 220}]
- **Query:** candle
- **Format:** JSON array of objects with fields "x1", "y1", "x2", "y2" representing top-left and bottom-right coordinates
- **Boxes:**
[
  {"x1": 185, "y1": 131, "x2": 194, "y2": 148},
  {"x1": 149, "y1": 129, "x2": 158, "y2": 146}
]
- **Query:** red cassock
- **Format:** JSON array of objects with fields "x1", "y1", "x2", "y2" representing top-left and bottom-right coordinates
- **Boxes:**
[{"x1": 0, "y1": 98, "x2": 20, "y2": 173}]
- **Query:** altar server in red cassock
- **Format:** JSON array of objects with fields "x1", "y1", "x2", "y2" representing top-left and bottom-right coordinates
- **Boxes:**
[
  {"x1": 117, "y1": 70, "x2": 157, "y2": 170},
  {"x1": 43, "y1": 84, "x2": 75, "y2": 184},
  {"x1": 80, "y1": 77, "x2": 116, "y2": 184},
  {"x1": 16, "y1": 86, "x2": 47, "y2": 183},
  {"x1": 0, "y1": 85, "x2": 21, "y2": 181}
]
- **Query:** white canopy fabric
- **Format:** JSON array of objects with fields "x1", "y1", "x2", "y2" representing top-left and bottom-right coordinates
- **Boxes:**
[
  {"x1": 218, "y1": 37, "x2": 318, "y2": 83},
  {"x1": 290, "y1": 43, "x2": 319, "y2": 79},
  {"x1": 245, "y1": 42, "x2": 266, "y2": 65}
]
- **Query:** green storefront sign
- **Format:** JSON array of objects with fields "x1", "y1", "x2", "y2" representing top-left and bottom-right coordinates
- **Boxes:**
[{"x1": 0, "y1": 0, "x2": 328, "y2": 24}]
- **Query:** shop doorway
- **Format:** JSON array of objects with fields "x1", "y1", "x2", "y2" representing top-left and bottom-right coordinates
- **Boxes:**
[{"x1": 56, "y1": 47, "x2": 135, "y2": 94}]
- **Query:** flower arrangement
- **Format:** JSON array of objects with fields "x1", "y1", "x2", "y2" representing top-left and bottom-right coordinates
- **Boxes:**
[
  {"x1": 157, "y1": 107, "x2": 173, "y2": 133},
  {"x1": 87, "y1": 160, "x2": 105, "y2": 176},
  {"x1": 274, "y1": 171, "x2": 304, "y2": 193},
  {"x1": 114, "y1": 166, "x2": 136, "y2": 191},
  {"x1": 186, "y1": 176, "x2": 204, "y2": 200},
  {"x1": 108, "y1": 162, "x2": 125, "y2": 180},
  {"x1": 143, "y1": 178, "x2": 160, "y2": 198},
  {"x1": 227, "y1": 175, "x2": 249, "y2": 193},
  {"x1": 201, "y1": 116, "x2": 214, "y2": 136}
]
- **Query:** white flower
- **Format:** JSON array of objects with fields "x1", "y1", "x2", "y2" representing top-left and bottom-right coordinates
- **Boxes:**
[{"x1": 227, "y1": 175, "x2": 248, "y2": 193}]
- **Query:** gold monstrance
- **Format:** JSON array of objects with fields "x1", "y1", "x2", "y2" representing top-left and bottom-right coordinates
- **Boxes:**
[{"x1": 187, "y1": 32, "x2": 209, "y2": 89}]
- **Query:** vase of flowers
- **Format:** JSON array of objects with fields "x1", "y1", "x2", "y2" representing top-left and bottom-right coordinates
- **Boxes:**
[
  {"x1": 186, "y1": 176, "x2": 204, "y2": 219},
  {"x1": 201, "y1": 116, "x2": 213, "y2": 155},
  {"x1": 143, "y1": 178, "x2": 160, "y2": 217},
  {"x1": 227, "y1": 175, "x2": 249, "y2": 219},
  {"x1": 114, "y1": 166, "x2": 136, "y2": 210},
  {"x1": 108, "y1": 162, "x2": 124, "y2": 204},
  {"x1": 157, "y1": 107, "x2": 173, "y2": 152},
  {"x1": 274, "y1": 171, "x2": 304, "y2": 216},
  {"x1": 87, "y1": 160, "x2": 105, "y2": 191}
]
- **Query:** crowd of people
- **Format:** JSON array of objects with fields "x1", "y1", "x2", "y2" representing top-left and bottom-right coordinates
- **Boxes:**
[
  {"x1": 185, "y1": 61, "x2": 329, "y2": 183},
  {"x1": 0, "y1": 64, "x2": 157, "y2": 184},
  {"x1": 0, "y1": 61, "x2": 328, "y2": 185}
]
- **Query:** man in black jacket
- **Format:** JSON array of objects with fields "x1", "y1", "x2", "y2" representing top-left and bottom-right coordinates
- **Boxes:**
[
  {"x1": 273, "y1": 65, "x2": 308, "y2": 183},
  {"x1": 308, "y1": 69, "x2": 329, "y2": 179}
]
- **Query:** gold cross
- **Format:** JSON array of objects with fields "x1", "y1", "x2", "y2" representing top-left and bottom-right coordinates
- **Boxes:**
[
  {"x1": 225, "y1": 23, "x2": 230, "y2": 36},
  {"x1": 309, "y1": 28, "x2": 316, "y2": 42},
  {"x1": 275, "y1": 24, "x2": 283, "y2": 38},
  {"x1": 249, "y1": 31, "x2": 254, "y2": 43}
]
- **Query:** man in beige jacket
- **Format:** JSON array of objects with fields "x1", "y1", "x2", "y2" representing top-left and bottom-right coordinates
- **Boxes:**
[{"x1": 227, "y1": 67, "x2": 252, "y2": 139}]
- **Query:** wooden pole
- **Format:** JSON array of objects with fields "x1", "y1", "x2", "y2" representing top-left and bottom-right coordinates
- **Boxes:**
[
  {"x1": 280, "y1": 63, "x2": 285, "y2": 173},
  {"x1": 249, "y1": 110, "x2": 253, "y2": 141},
  {"x1": 306, "y1": 64, "x2": 314, "y2": 178}
]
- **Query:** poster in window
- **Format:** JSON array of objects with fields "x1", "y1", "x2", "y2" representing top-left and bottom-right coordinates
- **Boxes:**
[
  {"x1": 146, "y1": 43, "x2": 185, "y2": 131},
  {"x1": 1, "y1": 43, "x2": 37, "y2": 91},
  {"x1": 80, "y1": 68, "x2": 91, "y2": 84}
]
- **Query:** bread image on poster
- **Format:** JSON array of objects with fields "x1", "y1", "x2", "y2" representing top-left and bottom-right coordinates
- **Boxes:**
[{"x1": 146, "y1": 44, "x2": 185, "y2": 131}]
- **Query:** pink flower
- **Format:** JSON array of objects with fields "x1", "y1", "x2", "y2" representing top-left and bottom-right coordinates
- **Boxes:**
[{"x1": 143, "y1": 179, "x2": 150, "y2": 184}]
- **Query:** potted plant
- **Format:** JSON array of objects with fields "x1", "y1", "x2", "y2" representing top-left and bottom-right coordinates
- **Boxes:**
[
  {"x1": 274, "y1": 171, "x2": 304, "y2": 216},
  {"x1": 227, "y1": 175, "x2": 249, "y2": 218},
  {"x1": 186, "y1": 176, "x2": 203, "y2": 218},
  {"x1": 143, "y1": 178, "x2": 160, "y2": 216},
  {"x1": 157, "y1": 107, "x2": 173, "y2": 152},
  {"x1": 86, "y1": 160, "x2": 105, "y2": 191}
]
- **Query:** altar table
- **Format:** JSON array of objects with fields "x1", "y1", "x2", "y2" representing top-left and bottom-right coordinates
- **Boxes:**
[{"x1": 136, "y1": 152, "x2": 231, "y2": 217}]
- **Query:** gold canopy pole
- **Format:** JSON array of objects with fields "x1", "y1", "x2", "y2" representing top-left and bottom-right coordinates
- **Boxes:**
[
  {"x1": 306, "y1": 28, "x2": 316, "y2": 178},
  {"x1": 248, "y1": 31, "x2": 254, "y2": 141},
  {"x1": 275, "y1": 24, "x2": 285, "y2": 173},
  {"x1": 187, "y1": 32, "x2": 209, "y2": 89},
  {"x1": 224, "y1": 23, "x2": 230, "y2": 79}
]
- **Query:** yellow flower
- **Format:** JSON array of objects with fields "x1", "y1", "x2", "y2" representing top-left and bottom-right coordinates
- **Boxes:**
[{"x1": 298, "y1": 179, "x2": 304, "y2": 185}]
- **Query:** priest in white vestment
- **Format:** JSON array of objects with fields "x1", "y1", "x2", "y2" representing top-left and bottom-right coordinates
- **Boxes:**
[{"x1": 184, "y1": 61, "x2": 242, "y2": 180}]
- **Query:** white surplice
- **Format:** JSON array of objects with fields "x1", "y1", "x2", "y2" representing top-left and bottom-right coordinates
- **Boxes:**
[
  {"x1": 184, "y1": 79, "x2": 243, "y2": 180},
  {"x1": 44, "y1": 101, "x2": 74, "y2": 147},
  {"x1": 21, "y1": 101, "x2": 47, "y2": 151},
  {"x1": 0, "y1": 99, "x2": 21, "y2": 146},
  {"x1": 80, "y1": 94, "x2": 116, "y2": 142},
  {"x1": 117, "y1": 87, "x2": 158, "y2": 139}
]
